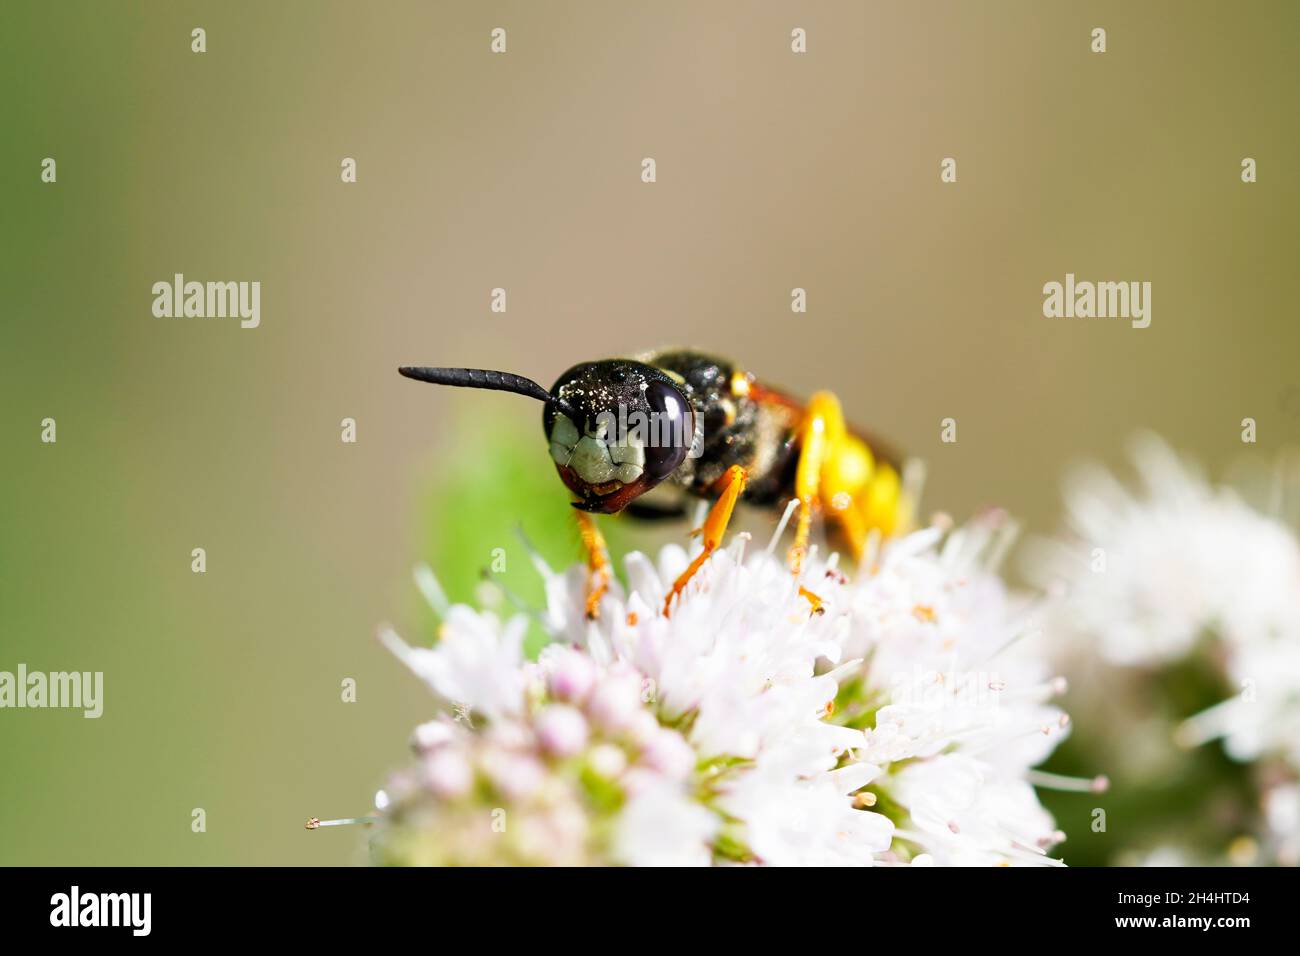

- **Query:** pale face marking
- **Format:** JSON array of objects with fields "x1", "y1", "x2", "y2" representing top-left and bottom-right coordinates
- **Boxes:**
[{"x1": 548, "y1": 413, "x2": 645, "y2": 486}]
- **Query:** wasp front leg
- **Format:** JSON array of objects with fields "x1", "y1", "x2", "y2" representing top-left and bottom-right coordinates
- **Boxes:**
[
  {"x1": 663, "y1": 465, "x2": 746, "y2": 617},
  {"x1": 574, "y1": 510, "x2": 611, "y2": 620}
]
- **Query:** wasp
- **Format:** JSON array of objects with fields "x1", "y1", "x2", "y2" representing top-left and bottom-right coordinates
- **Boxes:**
[{"x1": 399, "y1": 350, "x2": 916, "y2": 618}]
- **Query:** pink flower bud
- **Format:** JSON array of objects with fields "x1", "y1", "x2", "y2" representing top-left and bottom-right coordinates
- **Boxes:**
[
  {"x1": 546, "y1": 649, "x2": 597, "y2": 703},
  {"x1": 424, "y1": 749, "x2": 473, "y2": 799},
  {"x1": 535, "y1": 704, "x2": 589, "y2": 758},
  {"x1": 587, "y1": 672, "x2": 643, "y2": 733},
  {"x1": 639, "y1": 728, "x2": 697, "y2": 779}
]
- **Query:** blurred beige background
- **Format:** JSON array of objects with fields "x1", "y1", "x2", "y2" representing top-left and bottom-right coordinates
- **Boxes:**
[{"x1": 1, "y1": 1, "x2": 1296, "y2": 863}]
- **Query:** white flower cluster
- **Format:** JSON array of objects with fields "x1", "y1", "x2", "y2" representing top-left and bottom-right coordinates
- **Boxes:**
[
  {"x1": 1026, "y1": 435, "x2": 1300, "y2": 866},
  {"x1": 1029, "y1": 435, "x2": 1300, "y2": 769},
  {"x1": 373, "y1": 513, "x2": 1070, "y2": 866}
]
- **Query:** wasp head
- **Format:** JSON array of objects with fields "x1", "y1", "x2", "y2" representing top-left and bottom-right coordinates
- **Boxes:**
[{"x1": 545, "y1": 360, "x2": 696, "y2": 513}]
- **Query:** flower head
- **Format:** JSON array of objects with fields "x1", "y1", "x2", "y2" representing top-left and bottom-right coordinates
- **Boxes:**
[
  {"x1": 1029, "y1": 435, "x2": 1300, "y2": 767},
  {"x1": 370, "y1": 508, "x2": 1069, "y2": 865},
  {"x1": 1025, "y1": 435, "x2": 1300, "y2": 865}
]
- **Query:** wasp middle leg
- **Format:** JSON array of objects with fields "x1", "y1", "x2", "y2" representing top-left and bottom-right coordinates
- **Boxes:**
[{"x1": 663, "y1": 464, "x2": 747, "y2": 617}]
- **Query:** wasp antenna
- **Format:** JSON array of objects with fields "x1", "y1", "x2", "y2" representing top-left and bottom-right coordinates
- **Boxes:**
[{"x1": 398, "y1": 366, "x2": 580, "y2": 421}]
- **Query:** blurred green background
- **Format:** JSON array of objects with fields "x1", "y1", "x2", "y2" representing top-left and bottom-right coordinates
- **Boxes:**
[{"x1": 1, "y1": 1, "x2": 1297, "y2": 865}]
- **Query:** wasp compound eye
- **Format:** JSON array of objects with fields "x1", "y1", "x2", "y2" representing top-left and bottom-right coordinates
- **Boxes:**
[{"x1": 642, "y1": 380, "x2": 694, "y2": 480}]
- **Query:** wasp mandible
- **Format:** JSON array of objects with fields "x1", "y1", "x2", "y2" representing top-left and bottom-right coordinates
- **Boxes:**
[{"x1": 399, "y1": 349, "x2": 916, "y2": 618}]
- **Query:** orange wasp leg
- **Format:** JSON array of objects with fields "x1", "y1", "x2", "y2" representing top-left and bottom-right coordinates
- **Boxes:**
[
  {"x1": 574, "y1": 510, "x2": 611, "y2": 620},
  {"x1": 834, "y1": 496, "x2": 871, "y2": 562},
  {"x1": 788, "y1": 390, "x2": 846, "y2": 578},
  {"x1": 663, "y1": 465, "x2": 747, "y2": 617}
]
